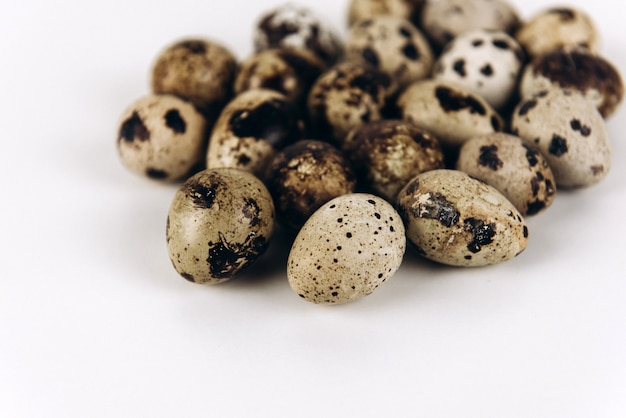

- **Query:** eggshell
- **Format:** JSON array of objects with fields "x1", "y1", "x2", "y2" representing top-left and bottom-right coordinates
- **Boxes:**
[
  {"x1": 397, "y1": 169, "x2": 529, "y2": 266},
  {"x1": 456, "y1": 133, "x2": 556, "y2": 216},
  {"x1": 511, "y1": 89, "x2": 611, "y2": 188},
  {"x1": 288, "y1": 194, "x2": 406, "y2": 304},
  {"x1": 397, "y1": 79, "x2": 504, "y2": 148},
  {"x1": 207, "y1": 89, "x2": 303, "y2": 178},
  {"x1": 166, "y1": 168, "x2": 275, "y2": 284}
]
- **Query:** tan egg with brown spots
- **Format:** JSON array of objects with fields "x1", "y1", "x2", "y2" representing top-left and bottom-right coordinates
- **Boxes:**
[
  {"x1": 207, "y1": 89, "x2": 303, "y2": 178},
  {"x1": 397, "y1": 79, "x2": 504, "y2": 148},
  {"x1": 347, "y1": 0, "x2": 424, "y2": 27},
  {"x1": 456, "y1": 133, "x2": 556, "y2": 216},
  {"x1": 420, "y1": 0, "x2": 520, "y2": 49},
  {"x1": 511, "y1": 89, "x2": 611, "y2": 188},
  {"x1": 166, "y1": 168, "x2": 275, "y2": 285},
  {"x1": 254, "y1": 3, "x2": 343, "y2": 65},
  {"x1": 433, "y1": 29, "x2": 525, "y2": 109},
  {"x1": 234, "y1": 48, "x2": 326, "y2": 107},
  {"x1": 519, "y1": 48, "x2": 624, "y2": 118},
  {"x1": 288, "y1": 193, "x2": 406, "y2": 304},
  {"x1": 515, "y1": 7, "x2": 599, "y2": 58},
  {"x1": 116, "y1": 94, "x2": 208, "y2": 182},
  {"x1": 397, "y1": 169, "x2": 529, "y2": 267},
  {"x1": 343, "y1": 120, "x2": 444, "y2": 202},
  {"x1": 345, "y1": 16, "x2": 434, "y2": 96},
  {"x1": 308, "y1": 62, "x2": 391, "y2": 144},
  {"x1": 151, "y1": 38, "x2": 238, "y2": 114},
  {"x1": 264, "y1": 140, "x2": 357, "y2": 231}
]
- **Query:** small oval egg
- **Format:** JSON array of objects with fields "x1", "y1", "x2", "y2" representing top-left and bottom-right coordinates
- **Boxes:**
[
  {"x1": 151, "y1": 38, "x2": 238, "y2": 114},
  {"x1": 207, "y1": 89, "x2": 303, "y2": 178},
  {"x1": 265, "y1": 140, "x2": 357, "y2": 231},
  {"x1": 288, "y1": 193, "x2": 406, "y2": 305},
  {"x1": 343, "y1": 120, "x2": 444, "y2": 202},
  {"x1": 511, "y1": 88, "x2": 611, "y2": 188},
  {"x1": 519, "y1": 48, "x2": 624, "y2": 119},
  {"x1": 166, "y1": 168, "x2": 275, "y2": 285},
  {"x1": 456, "y1": 133, "x2": 556, "y2": 216},
  {"x1": 308, "y1": 61, "x2": 391, "y2": 144},
  {"x1": 397, "y1": 79, "x2": 504, "y2": 149},
  {"x1": 433, "y1": 29, "x2": 525, "y2": 109},
  {"x1": 515, "y1": 7, "x2": 599, "y2": 58},
  {"x1": 345, "y1": 15, "x2": 434, "y2": 96},
  {"x1": 397, "y1": 169, "x2": 529, "y2": 267},
  {"x1": 116, "y1": 94, "x2": 208, "y2": 182}
]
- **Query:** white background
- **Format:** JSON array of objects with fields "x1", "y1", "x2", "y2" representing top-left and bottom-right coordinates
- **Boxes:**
[{"x1": 1, "y1": 1, "x2": 625, "y2": 417}]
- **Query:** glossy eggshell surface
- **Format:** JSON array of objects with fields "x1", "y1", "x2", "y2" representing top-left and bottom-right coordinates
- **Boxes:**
[
  {"x1": 456, "y1": 133, "x2": 556, "y2": 216},
  {"x1": 207, "y1": 89, "x2": 302, "y2": 178},
  {"x1": 511, "y1": 89, "x2": 611, "y2": 188},
  {"x1": 397, "y1": 79, "x2": 504, "y2": 148},
  {"x1": 397, "y1": 169, "x2": 529, "y2": 267},
  {"x1": 287, "y1": 194, "x2": 406, "y2": 304},
  {"x1": 166, "y1": 168, "x2": 275, "y2": 284},
  {"x1": 116, "y1": 94, "x2": 208, "y2": 182}
]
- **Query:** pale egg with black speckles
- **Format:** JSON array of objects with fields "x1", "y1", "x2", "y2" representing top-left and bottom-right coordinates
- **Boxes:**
[{"x1": 287, "y1": 193, "x2": 405, "y2": 304}]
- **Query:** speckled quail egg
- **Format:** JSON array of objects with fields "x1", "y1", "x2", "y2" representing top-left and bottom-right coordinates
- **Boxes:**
[
  {"x1": 308, "y1": 61, "x2": 390, "y2": 144},
  {"x1": 166, "y1": 168, "x2": 275, "y2": 284},
  {"x1": 151, "y1": 38, "x2": 238, "y2": 115},
  {"x1": 420, "y1": 0, "x2": 520, "y2": 49},
  {"x1": 519, "y1": 48, "x2": 624, "y2": 118},
  {"x1": 346, "y1": 16, "x2": 434, "y2": 96},
  {"x1": 117, "y1": 94, "x2": 208, "y2": 181},
  {"x1": 433, "y1": 29, "x2": 525, "y2": 109},
  {"x1": 347, "y1": 0, "x2": 424, "y2": 27},
  {"x1": 207, "y1": 89, "x2": 303, "y2": 178},
  {"x1": 456, "y1": 133, "x2": 556, "y2": 216},
  {"x1": 234, "y1": 48, "x2": 326, "y2": 108},
  {"x1": 343, "y1": 120, "x2": 444, "y2": 201},
  {"x1": 264, "y1": 140, "x2": 357, "y2": 231},
  {"x1": 288, "y1": 193, "x2": 406, "y2": 305},
  {"x1": 397, "y1": 79, "x2": 504, "y2": 149},
  {"x1": 511, "y1": 89, "x2": 611, "y2": 188},
  {"x1": 254, "y1": 3, "x2": 343, "y2": 65},
  {"x1": 515, "y1": 7, "x2": 599, "y2": 58},
  {"x1": 397, "y1": 169, "x2": 529, "y2": 267}
]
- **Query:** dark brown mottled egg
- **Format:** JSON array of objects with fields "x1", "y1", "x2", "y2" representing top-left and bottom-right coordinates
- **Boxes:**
[
  {"x1": 343, "y1": 120, "x2": 444, "y2": 201},
  {"x1": 207, "y1": 89, "x2": 303, "y2": 178},
  {"x1": 519, "y1": 48, "x2": 624, "y2": 118},
  {"x1": 166, "y1": 168, "x2": 275, "y2": 285},
  {"x1": 234, "y1": 48, "x2": 326, "y2": 107},
  {"x1": 116, "y1": 94, "x2": 208, "y2": 182},
  {"x1": 151, "y1": 38, "x2": 238, "y2": 115},
  {"x1": 265, "y1": 140, "x2": 357, "y2": 231},
  {"x1": 307, "y1": 61, "x2": 390, "y2": 144}
]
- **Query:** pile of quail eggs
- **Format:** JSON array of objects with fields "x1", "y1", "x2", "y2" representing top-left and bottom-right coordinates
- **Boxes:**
[{"x1": 116, "y1": 0, "x2": 624, "y2": 305}]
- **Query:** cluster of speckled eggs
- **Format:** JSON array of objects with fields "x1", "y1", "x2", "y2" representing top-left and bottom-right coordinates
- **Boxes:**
[{"x1": 117, "y1": 0, "x2": 623, "y2": 305}]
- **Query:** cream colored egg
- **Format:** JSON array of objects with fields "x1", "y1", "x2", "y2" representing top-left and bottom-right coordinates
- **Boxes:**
[{"x1": 288, "y1": 194, "x2": 406, "y2": 304}]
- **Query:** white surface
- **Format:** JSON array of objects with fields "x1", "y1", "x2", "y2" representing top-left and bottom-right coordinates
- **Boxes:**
[{"x1": 1, "y1": 1, "x2": 625, "y2": 417}]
